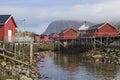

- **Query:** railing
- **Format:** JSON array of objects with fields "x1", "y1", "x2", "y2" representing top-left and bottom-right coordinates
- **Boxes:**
[
  {"x1": 15, "y1": 36, "x2": 33, "y2": 42},
  {"x1": 80, "y1": 33, "x2": 119, "y2": 37},
  {"x1": 3, "y1": 36, "x2": 33, "y2": 42}
]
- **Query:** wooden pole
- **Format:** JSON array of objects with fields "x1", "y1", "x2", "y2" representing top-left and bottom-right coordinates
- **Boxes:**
[
  {"x1": 2, "y1": 42, "x2": 6, "y2": 60},
  {"x1": 14, "y1": 43, "x2": 16, "y2": 59},
  {"x1": 22, "y1": 43, "x2": 25, "y2": 61},
  {"x1": 30, "y1": 41, "x2": 33, "y2": 65},
  {"x1": 94, "y1": 36, "x2": 96, "y2": 49}
]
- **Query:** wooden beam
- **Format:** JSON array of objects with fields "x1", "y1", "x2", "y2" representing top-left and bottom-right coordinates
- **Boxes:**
[{"x1": 0, "y1": 53, "x2": 30, "y2": 66}]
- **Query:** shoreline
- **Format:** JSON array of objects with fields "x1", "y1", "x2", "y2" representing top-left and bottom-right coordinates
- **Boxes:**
[
  {"x1": 80, "y1": 46, "x2": 120, "y2": 65},
  {"x1": 0, "y1": 55, "x2": 41, "y2": 80},
  {"x1": 1, "y1": 45, "x2": 120, "y2": 80}
]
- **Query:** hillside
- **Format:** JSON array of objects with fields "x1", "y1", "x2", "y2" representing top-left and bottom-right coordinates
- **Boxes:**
[{"x1": 43, "y1": 20, "x2": 94, "y2": 35}]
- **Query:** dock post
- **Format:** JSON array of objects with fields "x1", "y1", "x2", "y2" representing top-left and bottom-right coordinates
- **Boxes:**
[
  {"x1": 58, "y1": 39, "x2": 60, "y2": 51},
  {"x1": 14, "y1": 43, "x2": 16, "y2": 59},
  {"x1": 2, "y1": 42, "x2": 6, "y2": 60},
  {"x1": 94, "y1": 36, "x2": 96, "y2": 49},
  {"x1": 30, "y1": 41, "x2": 33, "y2": 65}
]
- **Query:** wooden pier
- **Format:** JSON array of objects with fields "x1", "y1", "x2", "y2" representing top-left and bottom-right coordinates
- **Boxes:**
[{"x1": 55, "y1": 35, "x2": 120, "y2": 51}]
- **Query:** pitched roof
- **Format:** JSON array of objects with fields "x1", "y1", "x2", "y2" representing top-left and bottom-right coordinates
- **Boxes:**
[
  {"x1": 79, "y1": 24, "x2": 90, "y2": 31},
  {"x1": 49, "y1": 33, "x2": 58, "y2": 37},
  {"x1": 0, "y1": 15, "x2": 11, "y2": 25},
  {"x1": 61, "y1": 27, "x2": 78, "y2": 33},
  {"x1": 88, "y1": 23, "x2": 105, "y2": 30}
]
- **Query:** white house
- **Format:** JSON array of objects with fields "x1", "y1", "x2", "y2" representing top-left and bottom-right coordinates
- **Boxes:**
[{"x1": 78, "y1": 22, "x2": 90, "y2": 34}]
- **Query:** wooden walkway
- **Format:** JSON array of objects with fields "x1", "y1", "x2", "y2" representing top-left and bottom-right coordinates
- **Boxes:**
[{"x1": 54, "y1": 35, "x2": 120, "y2": 50}]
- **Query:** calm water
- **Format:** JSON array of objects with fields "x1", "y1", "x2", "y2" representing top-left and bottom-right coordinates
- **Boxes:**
[{"x1": 38, "y1": 52, "x2": 120, "y2": 80}]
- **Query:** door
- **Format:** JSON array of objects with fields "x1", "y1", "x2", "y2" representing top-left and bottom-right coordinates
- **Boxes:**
[{"x1": 8, "y1": 30, "x2": 12, "y2": 42}]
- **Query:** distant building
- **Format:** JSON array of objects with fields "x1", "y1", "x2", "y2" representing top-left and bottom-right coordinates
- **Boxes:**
[
  {"x1": 33, "y1": 34, "x2": 40, "y2": 42},
  {"x1": 41, "y1": 35, "x2": 49, "y2": 41},
  {"x1": 78, "y1": 21, "x2": 90, "y2": 37},
  {"x1": 86, "y1": 23, "x2": 118, "y2": 37},
  {"x1": 49, "y1": 33, "x2": 60, "y2": 40},
  {"x1": 33, "y1": 34, "x2": 49, "y2": 42},
  {"x1": 60, "y1": 27, "x2": 78, "y2": 39},
  {"x1": 0, "y1": 15, "x2": 17, "y2": 42}
]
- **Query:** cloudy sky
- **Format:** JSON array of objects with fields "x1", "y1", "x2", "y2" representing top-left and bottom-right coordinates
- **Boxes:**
[{"x1": 0, "y1": 0, "x2": 120, "y2": 34}]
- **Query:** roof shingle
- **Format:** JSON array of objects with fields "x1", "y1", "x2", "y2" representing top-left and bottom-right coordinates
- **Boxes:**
[
  {"x1": 88, "y1": 23, "x2": 105, "y2": 30},
  {"x1": 0, "y1": 15, "x2": 11, "y2": 25}
]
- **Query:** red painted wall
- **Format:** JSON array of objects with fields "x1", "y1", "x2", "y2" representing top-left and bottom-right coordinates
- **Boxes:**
[
  {"x1": 4, "y1": 17, "x2": 16, "y2": 42},
  {"x1": 86, "y1": 23, "x2": 118, "y2": 37},
  {"x1": 97, "y1": 23, "x2": 117, "y2": 36},
  {"x1": 44, "y1": 36, "x2": 49, "y2": 41},
  {"x1": 34, "y1": 36, "x2": 40, "y2": 42},
  {"x1": 34, "y1": 35, "x2": 50, "y2": 42},
  {"x1": 0, "y1": 25, "x2": 4, "y2": 42},
  {"x1": 52, "y1": 33, "x2": 60, "y2": 40},
  {"x1": 0, "y1": 17, "x2": 16, "y2": 42},
  {"x1": 62, "y1": 28, "x2": 78, "y2": 39}
]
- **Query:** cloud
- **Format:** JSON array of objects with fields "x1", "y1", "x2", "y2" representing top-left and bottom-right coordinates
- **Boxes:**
[{"x1": 0, "y1": 0, "x2": 120, "y2": 34}]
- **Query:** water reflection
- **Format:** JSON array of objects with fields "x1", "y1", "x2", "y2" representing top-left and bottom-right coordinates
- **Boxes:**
[{"x1": 38, "y1": 52, "x2": 120, "y2": 80}]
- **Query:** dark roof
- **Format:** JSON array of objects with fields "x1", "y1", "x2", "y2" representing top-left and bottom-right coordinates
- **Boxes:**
[
  {"x1": 31, "y1": 34, "x2": 39, "y2": 37},
  {"x1": 88, "y1": 23, "x2": 105, "y2": 30},
  {"x1": 0, "y1": 15, "x2": 11, "y2": 25},
  {"x1": 49, "y1": 33, "x2": 58, "y2": 37},
  {"x1": 40, "y1": 34, "x2": 47, "y2": 36}
]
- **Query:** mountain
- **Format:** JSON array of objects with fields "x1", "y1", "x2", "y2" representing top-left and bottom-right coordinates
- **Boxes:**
[{"x1": 43, "y1": 20, "x2": 94, "y2": 35}]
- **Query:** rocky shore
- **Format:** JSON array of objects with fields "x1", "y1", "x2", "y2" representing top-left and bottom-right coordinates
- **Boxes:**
[
  {"x1": 80, "y1": 46, "x2": 120, "y2": 65},
  {"x1": 0, "y1": 56, "x2": 41, "y2": 80}
]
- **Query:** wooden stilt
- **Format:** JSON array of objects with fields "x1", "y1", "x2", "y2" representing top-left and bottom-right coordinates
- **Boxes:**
[{"x1": 30, "y1": 41, "x2": 33, "y2": 65}]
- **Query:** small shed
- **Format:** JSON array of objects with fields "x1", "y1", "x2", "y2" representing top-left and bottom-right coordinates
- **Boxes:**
[
  {"x1": 33, "y1": 34, "x2": 49, "y2": 42},
  {"x1": 0, "y1": 15, "x2": 17, "y2": 42},
  {"x1": 33, "y1": 34, "x2": 40, "y2": 42},
  {"x1": 49, "y1": 33, "x2": 60, "y2": 40},
  {"x1": 41, "y1": 35, "x2": 49, "y2": 41},
  {"x1": 60, "y1": 28, "x2": 78, "y2": 39},
  {"x1": 86, "y1": 23, "x2": 118, "y2": 37}
]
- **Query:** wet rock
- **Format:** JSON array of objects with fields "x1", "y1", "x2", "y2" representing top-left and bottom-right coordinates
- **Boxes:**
[
  {"x1": 107, "y1": 48, "x2": 111, "y2": 53},
  {"x1": 95, "y1": 58, "x2": 100, "y2": 63},
  {"x1": 92, "y1": 55, "x2": 102, "y2": 58},
  {"x1": 1, "y1": 61, "x2": 6, "y2": 67},
  {"x1": 20, "y1": 75, "x2": 32, "y2": 80}
]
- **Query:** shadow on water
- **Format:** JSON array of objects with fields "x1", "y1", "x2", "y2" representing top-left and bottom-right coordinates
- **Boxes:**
[{"x1": 38, "y1": 51, "x2": 120, "y2": 80}]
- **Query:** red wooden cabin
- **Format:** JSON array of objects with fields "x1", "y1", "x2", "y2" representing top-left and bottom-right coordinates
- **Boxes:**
[
  {"x1": 42, "y1": 35, "x2": 49, "y2": 41},
  {"x1": 0, "y1": 15, "x2": 17, "y2": 42},
  {"x1": 60, "y1": 28, "x2": 78, "y2": 39},
  {"x1": 33, "y1": 34, "x2": 40, "y2": 42},
  {"x1": 33, "y1": 34, "x2": 49, "y2": 42},
  {"x1": 86, "y1": 23, "x2": 118, "y2": 37},
  {"x1": 49, "y1": 33, "x2": 60, "y2": 40}
]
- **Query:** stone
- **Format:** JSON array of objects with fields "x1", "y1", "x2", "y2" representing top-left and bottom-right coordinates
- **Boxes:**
[
  {"x1": 95, "y1": 58, "x2": 100, "y2": 63},
  {"x1": 93, "y1": 55, "x2": 102, "y2": 58},
  {"x1": 1, "y1": 61, "x2": 6, "y2": 67},
  {"x1": 20, "y1": 75, "x2": 32, "y2": 80}
]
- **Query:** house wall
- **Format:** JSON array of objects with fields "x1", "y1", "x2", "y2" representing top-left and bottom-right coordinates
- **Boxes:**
[
  {"x1": 0, "y1": 25, "x2": 4, "y2": 41},
  {"x1": 4, "y1": 17, "x2": 16, "y2": 42},
  {"x1": 97, "y1": 23, "x2": 118, "y2": 36},
  {"x1": 62, "y1": 29, "x2": 77, "y2": 39},
  {"x1": 44, "y1": 36, "x2": 49, "y2": 41},
  {"x1": 52, "y1": 34, "x2": 60, "y2": 40},
  {"x1": 34, "y1": 36, "x2": 49, "y2": 42},
  {"x1": 86, "y1": 23, "x2": 118, "y2": 37},
  {"x1": 34, "y1": 36, "x2": 40, "y2": 42}
]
